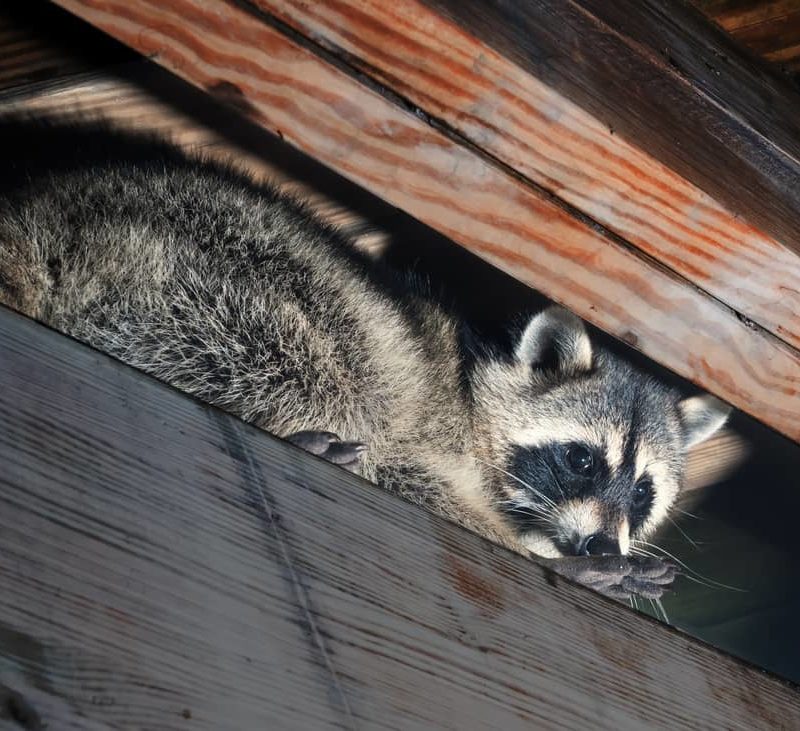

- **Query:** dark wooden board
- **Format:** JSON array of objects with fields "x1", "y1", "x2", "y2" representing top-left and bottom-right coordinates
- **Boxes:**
[
  {"x1": 693, "y1": 0, "x2": 800, "y2": 72},
  {"x1": 1, "y1": 305, "x2": 799, "y2": 728}
]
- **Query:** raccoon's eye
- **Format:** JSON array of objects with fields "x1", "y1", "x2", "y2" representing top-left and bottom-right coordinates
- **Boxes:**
[
  {"x1": 566, "y1": 445, "x2": 594, "y2": 475},
  {"x1": 633, "y1": 477, "x2": 653, "y2": 507}
]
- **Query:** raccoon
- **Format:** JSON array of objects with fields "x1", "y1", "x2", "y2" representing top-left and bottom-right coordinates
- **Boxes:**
[{"x1": 0, "y1": 117, "x2": 729, "y2": 601}]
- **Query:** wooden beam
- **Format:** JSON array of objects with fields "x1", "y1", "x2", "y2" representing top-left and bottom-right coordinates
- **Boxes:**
[
  {"x1": 0, "y1": 1, "x2": 132, "y2": 96},
  {"x1": 692, "y1": 0, "x2": 800, "y2": 72},
  {"x1": 256, "y1": 0, "x2": 800, "y2": 352},
  {"x1": 423, "y1": 0, "x2": 800, "y2": 253},
  {"x1": 48, "y1": 0, "x2": 800, "y2": 443},
  {"x1": 1, "y1": 305, "x2": 799, "y2": 728}
]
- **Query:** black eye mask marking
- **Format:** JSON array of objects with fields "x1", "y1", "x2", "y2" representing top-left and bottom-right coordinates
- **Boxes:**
[
  {"x1": 506, "y1": 443, "x2": 611, "y2": 511},
  {"x1": 565, "y1": 444, "x2": 594, "y2": 476},
  {"x1": 629, "y1": 474, "x2": 654, "y2": 532}
]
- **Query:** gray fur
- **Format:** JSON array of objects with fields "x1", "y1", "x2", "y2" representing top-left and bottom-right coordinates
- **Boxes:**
[{"x1": 0, "y1": 118, "x2": 729, "y2": 578}]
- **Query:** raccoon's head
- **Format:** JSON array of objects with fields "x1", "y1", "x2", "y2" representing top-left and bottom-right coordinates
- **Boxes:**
[{"x1": 471, "y1": 306, "x2": 729, "y2": 559}]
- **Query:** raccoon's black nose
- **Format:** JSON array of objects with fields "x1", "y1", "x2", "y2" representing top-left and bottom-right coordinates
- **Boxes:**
[{"x1": 581, "y1": 534, "x2": 621, "y2": 556}]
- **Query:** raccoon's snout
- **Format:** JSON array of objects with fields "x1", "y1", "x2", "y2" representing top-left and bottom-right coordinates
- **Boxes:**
[
  {"x1": 578, "y1": 534, "x2": 621, "y2": 557},
  {"x1": 557, "y1": 532, "x2": 621, "y2": 557}
]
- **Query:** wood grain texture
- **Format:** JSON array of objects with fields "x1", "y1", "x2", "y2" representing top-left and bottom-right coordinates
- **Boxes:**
[
  {"x1": 50, "y1": 0, "x2": 800, "y2": 442},
  {"x1": 0, "y1": 1, "x2": 132, "y2": 97},
  {"x1": 683, "y1": 430, "x2": 751, "y2": 492},
  {"x1": 258, "y1": 0, "x2": 800, "y2": 352},
  {"x1": 422, "y1": 0, "x2": 800, "y2": 254},
  {"x1": 693, "y1": 0, "x2": 800, "y2": 72},
  {"x1": 2, "y1": 305, "x2": 799, "y2": 729}
]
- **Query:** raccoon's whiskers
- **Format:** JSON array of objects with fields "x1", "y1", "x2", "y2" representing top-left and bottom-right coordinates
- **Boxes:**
[
  {"x1": 673, "y1": 507, "x2": 703, "y2": 520},
  {"x1": 667, "y1": 515, "x2": 700, "y2": 551},
  {"x1": 475, "y1": 458, "x2": 559, "y2": 511},
  {"x1": 633, "y1": 540, "x2": 748, "y2": 593},
  {"x1": 495, "y1": 497, "x2": 550, "y2": 517},
  {"x1": 496, "y1": 499, "x2": 552, "y2": 522},
  {"x1": 541, "y1": 459, "x2": 567, "y2": 501},
  {"x1": 650, "y1": 597, "x2": 670, "y2": 624},
  {"x1": 494, "y1": 499, "x2": 558, "y2": 537}
]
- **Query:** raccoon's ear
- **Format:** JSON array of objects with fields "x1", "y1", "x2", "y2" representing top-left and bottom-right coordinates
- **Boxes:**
[
  {"x1": 516, "y1": 306, "x2": 593, "y2": 374},
  {"x1": 679, "y1": 394, "x2": 731, "y2": 449}
]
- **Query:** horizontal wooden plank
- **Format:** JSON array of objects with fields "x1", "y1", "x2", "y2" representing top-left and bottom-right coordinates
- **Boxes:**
[
  {"x1": 2, "y1": 305, "x2": 799, "y2": 728},
  {"x1": 422, "y1": 0, "x2": 800, "y2": 253},
  {"x1": 258, "y1": 0, "x2": 800, "y2": 352},
  {"x1": 51, "y1": 0, "x2": 800, "y2": 442}
]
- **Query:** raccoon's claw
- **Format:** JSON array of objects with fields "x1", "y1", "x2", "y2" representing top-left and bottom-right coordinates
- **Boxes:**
[
  {"x1": 541, "y1": 555, "x2": 629, "y2": 595},
  {"x1": 620, "y1": 556, "x2": 677, "y2": 600},
  {"x1": 286, "y1": 430, "x2": 367, "y2": 474},
  {"x1": 541, "y1": 555, "x2": 676, "y2": 602}
]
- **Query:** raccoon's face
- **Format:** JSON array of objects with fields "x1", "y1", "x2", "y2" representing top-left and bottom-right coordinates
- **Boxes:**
[{"x1": 472, "y1": 307, "x2": 730, "y2": 559}]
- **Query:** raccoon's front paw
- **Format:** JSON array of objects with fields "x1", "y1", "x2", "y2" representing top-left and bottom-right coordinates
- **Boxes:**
[
  {"x1": 619, "y1": 555, "x2": 677, "y2": 600},
  {"x1": 286, "y1": 430, "x2": 367, "y2": 474},
  {"x1": 541, "y1": 555, "x2": 676, "y2": 602}
]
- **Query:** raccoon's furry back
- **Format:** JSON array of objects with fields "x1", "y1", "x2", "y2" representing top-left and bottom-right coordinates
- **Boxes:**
[
  {"x1": 2, "y1": 117, "x2": 731, "y2": 571},
  {"x1": 0, "y1": 117, "x2": 471, "y2": 496}
]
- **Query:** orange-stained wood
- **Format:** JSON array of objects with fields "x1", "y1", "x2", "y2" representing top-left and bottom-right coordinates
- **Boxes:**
[
  {"x1": 50, "y1": 0, "x2": 800, "y2": 441},
  {"x1": 257, "y1": 0, "x2": 800, "y2": 352},
  {"x1": 420, "y1": 0, "x2": 800, "y2": 257}
]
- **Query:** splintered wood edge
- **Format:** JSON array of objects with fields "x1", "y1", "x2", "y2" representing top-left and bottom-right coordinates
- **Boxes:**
[
  {"x1": 1, "y1": 304, "x2": 799, "y2": 728},
  {"x1": 48, "y1": 0, "x2": 800, "y2": 443}
]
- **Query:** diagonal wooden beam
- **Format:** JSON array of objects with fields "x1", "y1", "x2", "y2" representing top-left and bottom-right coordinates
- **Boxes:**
[
  {"x1": 255, "y1": 0, "x2": 800, "y2": 353},
  {"x1": 48, "y1": 0, "x2": 800, "y2": 442},
  {"x1": 423, "y1": 0, "x2": 800, "y2": 253},
  {"x1": 2, "y1": 304, "x2": 799, "y2": 727}
]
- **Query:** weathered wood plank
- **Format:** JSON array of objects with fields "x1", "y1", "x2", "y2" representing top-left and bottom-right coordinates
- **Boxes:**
[
  {"x1": 258, "y1": 0, "x2": 800, "y2": 352},
  {"x1": 49, "y1": 0, "x2": 800, "y2": 442},
  {"x1": 422, "y1": 0, "x2": 800, "y2": 253},
  {"x1": 693, "y1": 0, "x2": 800, "y2": 72},
  {"x1": 1, "y1": 306, "x2": 799, "y2": 729}
]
